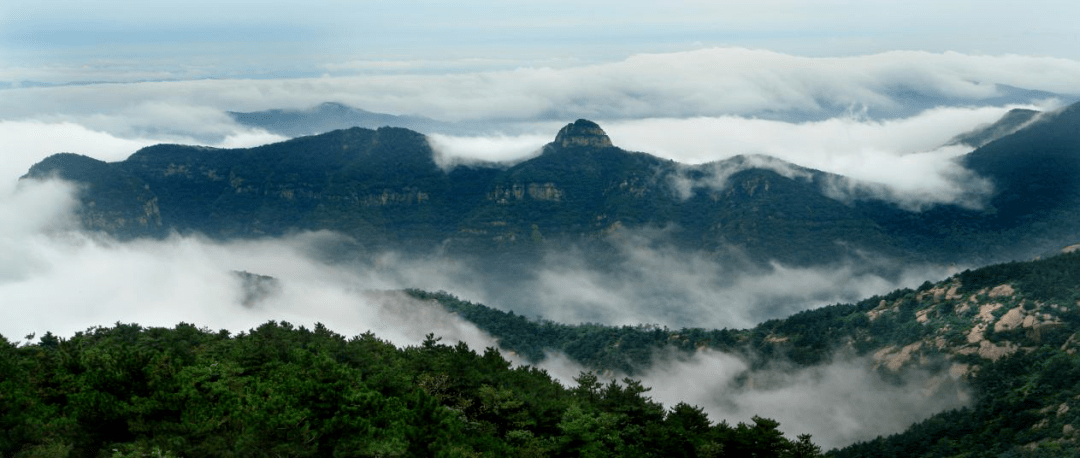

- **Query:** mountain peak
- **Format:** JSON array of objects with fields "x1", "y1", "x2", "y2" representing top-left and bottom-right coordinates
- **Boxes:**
[{"x1": 553, "y1": 119, "x2": 613, "y2": 148}]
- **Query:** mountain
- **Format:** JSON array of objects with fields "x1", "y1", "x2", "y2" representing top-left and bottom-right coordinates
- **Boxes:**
[
  {"x1": 963, "y1": 103, "x2": 1080, "y2": 217},
  {"x1": 414, "y1": 248, "x2": 1080, "y2": 455},
  {"x1": 22, "y1": 103, "x2": 1080, "y2": 269},
  {"x1": 229, "y1": 102, "x2": 454, "y2": 137},
  {"x1": 947, "y1": 107, "x2": 1041, "y2": 148}
]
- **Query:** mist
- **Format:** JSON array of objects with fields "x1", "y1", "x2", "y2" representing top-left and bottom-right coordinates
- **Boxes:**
[
  {"x1": 0, "y1": 188, "x2": 491, "y2": 350},
  {"x1": 450, "y1": 233, "x2": 957, "y2": 330},
  {"x1": 1, "y1": 46, "x2": 1055, "y2": 451},
  {"x1": 0, "y1": 173, "x2": 974, "y2": 450},
  {"x1": 639, "y1": 350, "x2": 969, "y2": 450}
]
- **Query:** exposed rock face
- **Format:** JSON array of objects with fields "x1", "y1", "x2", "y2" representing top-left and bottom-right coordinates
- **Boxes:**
[
  {"x1": 553, "y1": 119, "x2": 613, "y2": 148},
  {"x1": 487, "y1": 182, "x2": 565, "y2": 203}
]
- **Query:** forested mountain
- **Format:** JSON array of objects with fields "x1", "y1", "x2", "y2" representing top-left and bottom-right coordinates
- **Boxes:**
[
  {"x1": 22, "y1": 102, "x2": 1080, "y2": 270},
  {"x1": 419, "y1": 250, "x2": 1080, "y2": 456}
]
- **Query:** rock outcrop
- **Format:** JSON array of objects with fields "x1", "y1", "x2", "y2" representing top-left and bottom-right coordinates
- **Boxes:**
[{"x1": 553, "y1": 119, "x2": 613, "y2": 149}]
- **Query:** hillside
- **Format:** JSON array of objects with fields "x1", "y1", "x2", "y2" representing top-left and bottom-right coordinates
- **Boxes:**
[
  {"x1": 418, "y1": 248, "x2": 1080, "y2": 455},
  {"x1": 413, "y1": 249, "x2": 1080, "y2": 455}
]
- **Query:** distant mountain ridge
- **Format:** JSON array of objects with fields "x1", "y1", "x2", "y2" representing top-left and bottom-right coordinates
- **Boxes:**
[
  {"x1": 228, "y1": 102, "x2": 454, "y2": 138},
  {"x1": 23, "y1": 102, "x2": 1080, "y2": 269},
  {"x1": 947, "y1": 107, "x2": 1041, "y2": 148}
]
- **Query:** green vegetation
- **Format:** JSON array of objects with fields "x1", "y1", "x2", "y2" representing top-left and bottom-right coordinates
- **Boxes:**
[
  {"x1": 832, "y1": 347, "x2": 1080, "y2": 457},
  {"x1": 955, "y1": 251, "x2": 1080, "y2": 303},
  {"x1": 0, "y1": 322, "x2": 822, "y2": 457},
  {"x1": 405, "y1": 289, "x2": 747, "y2": 374},
  {"x1": 417, "y1": 252, "x2": 1080, "y2": 456}
]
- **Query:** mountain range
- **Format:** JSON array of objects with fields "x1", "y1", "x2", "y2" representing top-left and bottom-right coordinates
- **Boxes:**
[
  {"x1": 15, "y1": 100, "x2": 1080, "y2": 455},
  {"x1": 23, "y1": 101, "x2": 1080, "y2": 272},
  {"x1": 228, "y1": 102, "x2": 457, "y2": 138}
]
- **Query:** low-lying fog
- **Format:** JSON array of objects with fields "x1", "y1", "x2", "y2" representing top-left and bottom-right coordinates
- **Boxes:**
[{"x1": 1, "y1": 175, "x2": 968, "y2": 449}]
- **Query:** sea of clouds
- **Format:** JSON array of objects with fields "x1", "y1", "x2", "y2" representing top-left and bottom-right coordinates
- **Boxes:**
[{"x1": 3, "y1": 47, "x2": 1077, "y2": 448}]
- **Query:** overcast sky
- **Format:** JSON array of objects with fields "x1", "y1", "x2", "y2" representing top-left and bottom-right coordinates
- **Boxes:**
[{"x1": 2, "y1": 0, "x2": 1079, "y2": 82}]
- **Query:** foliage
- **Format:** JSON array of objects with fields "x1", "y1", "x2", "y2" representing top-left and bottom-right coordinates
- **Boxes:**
[
  {"x1": 405, "y1": 289, "x2": 749, "y2": 374},
  {"x1": 415, "y1": 252, "x2": 1080, "y2": 456},
  {"x1": 831, "y1": 348, "x2": 1080, "y2": 457},
  {"x1": 0, "y1": 322, "x2": 821, "y2": 458}
]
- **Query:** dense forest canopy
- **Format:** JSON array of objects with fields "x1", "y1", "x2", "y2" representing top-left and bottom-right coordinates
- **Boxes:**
[{"x1": 0, "y1": 321, "x2": 823, "y2": 457}]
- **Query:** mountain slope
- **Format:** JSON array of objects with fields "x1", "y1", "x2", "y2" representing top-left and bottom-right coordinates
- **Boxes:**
[
  {"x1": 415, "y1": 250, "x2": 1080, "y2": 455},
  {"x1": 947, "y1": 107, "x2": 1041, "y2": 148}
]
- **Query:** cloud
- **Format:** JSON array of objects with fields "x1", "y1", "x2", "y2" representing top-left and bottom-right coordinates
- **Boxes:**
[
  {"x1": 0, "y1": 190, "x2": 497, "y2": 350},
  {"x1": 5, "y1": 0, "x2": 1080, "y2": 85},
  {"x1": 0, "y1": 120, "x2": 286, "y2": 197},
  {"x1": 668, "y1": 154, "x2": 815, "y2": 200},
  {"x1": 415, "y1": 104, "x2": 1041, "y2": 210},
  {"x1": 3, "y1": 103, "x2": 1019, "y2": 212},
  {"x1": 0, "y1": 50, "x2": 1073, "y2": 216},
  {"x1": 603, "y1": 105, "x2": 1036, "y2": 209},
  {"x1": 0, "y1": 182, "x2": 966, "y2": 451},
  {"x1": 426, "y1": 132, "x2": 550, "y2": 170},
  {"x1": 0, "y1": 121, "x2": 151, "y2": 192},
  {"x1": 468, "y1": 231, "x2": 956, "y2": 330},
  {"x1": 639, "y1": 350, "x2": 969, "y2": 450},
  {"x1": 3, "y1": 48, "x2": 1078, "y2": 126}
]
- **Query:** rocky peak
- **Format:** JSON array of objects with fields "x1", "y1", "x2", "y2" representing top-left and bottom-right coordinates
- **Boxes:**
[{"x1": 553, "y1": 119, "x2": 613, "y2": 148}]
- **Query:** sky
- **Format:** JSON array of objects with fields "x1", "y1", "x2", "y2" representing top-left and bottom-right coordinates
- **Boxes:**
[
  {"x1": 2, "y1": 0, "x2": 1080, "y2": 83},
  {"x1": 1, "y1": 0, "x2": 1078, "y2": 447}
]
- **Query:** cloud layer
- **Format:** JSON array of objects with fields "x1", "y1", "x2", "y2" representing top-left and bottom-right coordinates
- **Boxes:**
[
  {"x1": 0, "y1": 47, "x2": 1049, "y2": 450},
  {"x1": 0, "y1": 177, "x2": 967, "y2": 450},
  {"x1": 2, "y1": 48, "x2": 1077, "y2": 126},
  {"x1": 0, "y1": 181, "x2": 493, "y2": 350},
  {"x1": 4, "y1": 49, "x2": 1072, "y2": 211},
  {"x1": 471, "y1": 237, "x2": 955, "y2": 330}
]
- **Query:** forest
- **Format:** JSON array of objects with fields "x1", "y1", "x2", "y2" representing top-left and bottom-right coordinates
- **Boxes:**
[{"x1": 0, "y1": 321, "x2": 822, "y2": 457}]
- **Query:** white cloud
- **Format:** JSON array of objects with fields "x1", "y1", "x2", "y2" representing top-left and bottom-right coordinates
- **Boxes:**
[
  {"x1": 0, "y1": 194, "x2": 497, "y2": 350},
  {"x1": 497, "y1": 235, "x2": 956, "y2": 330},
  {"x1": 2, "y1": 49, "x2": 1077, "y2": 125},
  {"x1": 0, "y1": 121, "x2": 152, "y2": 193},
  {"x1": 603, "y1": 105, "x2": 1023, "y2": 209},
  {"x1": 0, "y1": 174, "x2": 968, "y2": 453},
  {"x1": 1, "y1": 49, "x2": 1070, "y2": 214},
  {"x1": 426, "y1": 132, "x2": 550, "y2": 170},
  {"x1": 640, "y1": 350, "x2": 969, "y2": 450},
  {"x1": 424, "y1": 105, "x2": 1029, "y2": 210},
  {"x1": 0, "y1": 120, "x2": 285, "y2": 196}
]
